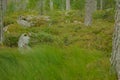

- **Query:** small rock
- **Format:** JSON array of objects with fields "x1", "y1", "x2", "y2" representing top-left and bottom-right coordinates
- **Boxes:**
[
  {"x1": 18, "y1": 33, "x2": 31, "y2": 53},
  {"x1": 17, "y1": 16, "x2": 34, "y2": 27},
  {"x1": 73, "y1": 20, "x2": 82, "y2": 24},
  {"x1": 3, "y1": 25, "x2": 10, "y2": 33},
  {"x1": 17, "y1": 15, "x2": 51, "y2": 27}
]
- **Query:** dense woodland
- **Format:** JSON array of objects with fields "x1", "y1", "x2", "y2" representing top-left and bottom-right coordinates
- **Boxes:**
[{"x1": 0, "y1": 0, "x2": 118, "y2": 80}]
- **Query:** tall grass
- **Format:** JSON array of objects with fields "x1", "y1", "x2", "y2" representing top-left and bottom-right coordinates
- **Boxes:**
[{"x1": 0, "y1": 45, "x2": 116, "y2": 80}]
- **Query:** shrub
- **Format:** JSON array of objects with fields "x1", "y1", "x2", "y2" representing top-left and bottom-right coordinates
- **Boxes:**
[
  {"x1": 4, "y1": 34, "x2": 19, "y2": 47},
  {"x1": 42, "y1": 27, "x2": 60, "y2": 35},
  {"x1": 93, "y1": 9, "x2": 115, "y2": 22},
  {"x1": 31, "y1": 32, "x2": 55, "y2": 45}
]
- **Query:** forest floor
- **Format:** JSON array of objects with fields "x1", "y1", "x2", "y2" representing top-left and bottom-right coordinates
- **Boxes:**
[{"x1": 0, "y1": 10, "x2": 117, "y2": 80}]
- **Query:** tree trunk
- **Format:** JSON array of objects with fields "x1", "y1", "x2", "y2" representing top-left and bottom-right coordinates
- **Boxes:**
[
  {"x1": 50, "y1": 0, "x2": 54, "y2": 11},
  {"x1": 100, "y1": 0, "x2": 103, "y2": 10},
  {"x1": 66, "y1": 0, "x2": 70, "y2": 11},
  {"x1": 111, "y1": 0, "x2": 120, "y2": 80},
  {"x1": 84, "y1": 0, "x2": 95, "y2": 26},
  {"x1": 61, "y1": 0, "x2": 64, "y2": 11},
  {"x1": 14, "y1": 0, "x2": 28, "y2": 11},
  {"x1": 93, "y1": 0, "x2": 97, "y2": 11},
  {"x1": 0, "y1": 0, "x2": 4, "y2": 43},
  {"x1": 43, "y1": 0, "x2": 46, "y2": 14},
  {"x1": 39, "y1": 0, "x2": 45, "y2": 15},
  {"x1": 2, "y1": 0, "x2": 7, "y2": 13}
]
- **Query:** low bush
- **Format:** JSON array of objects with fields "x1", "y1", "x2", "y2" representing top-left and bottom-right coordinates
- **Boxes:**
[
  {"x1": 4, "y1": 34, "x2": 19, "y2": 47},
  {"x1": 93, "y1": 9, "x2": 115, "y2": 22},
  {"x1": 31, "y1": 32, "x2": 55, "y2": 45}
]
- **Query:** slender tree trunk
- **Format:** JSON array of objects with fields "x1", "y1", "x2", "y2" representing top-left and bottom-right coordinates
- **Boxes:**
[
  {"x1": 2, "y1": 0, "x2": 7, "y2": 13},
  {"x1": 61, "y1": 0, "x2": 64, "y2": 11},
  {"x1": 84, "y1": 0, "x2": 95, "y2": 26},
  {"x1": 0, "y1": 0, "x2": 4, "y2": 43},
  {"x1": 50, "y1": 0, "x2": 54, "y2": 10},
  {"x1": 38, "y1": 0, "x2": 46, "y2": 15},
  {"x1": 93, "y1": 0, "x2": 97, "y2": 11},
  {"x1": 66, "y1": 0, "x2": 70, "y2": 11},
  {"x1": 15, "y1": 0, "x2": 28, "y2": 11},
  {"x1": 111, "y1": 0, "x2": 120, "y2": 80},
  {"x1": 39, "y1": 0, "x2": 43, "y2": 15},
  {"x1": 43, "y1": 0, "x2": 46, "y2": 14},
  {"x1": 100, "y1": 0, "x2": 103, "y2": 10}
]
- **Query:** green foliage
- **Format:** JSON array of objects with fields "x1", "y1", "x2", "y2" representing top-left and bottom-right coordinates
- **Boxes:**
[
  {"x1": 7, "y1": 1, "x2": 16, "y2": 13},
  {"x1": 93, "y1": 9, "x2": 115, "y2": 22},
  {"x1": 7, "y1": 0, "x2": 115, "y2": 13},
  {"x1": 49, "y1": 10, "x2": 83, "y2": 25},
  {"x1": 71, "y1": 0, "x2": 85, "y2": 10},
  {"x1": 27, "y1": 0, "x2": 39, "y2": 9},
  {"x1": 104, "y1": 0, "x2": 115, "y2": 9},
  {"x1": 36, "y1": 32, "x2": 54, "y2": 43},
  {"x1": 4, "y1": 10, "x2": 114, "y2": 52},
  {"x1": 0, "y1": 45, "x2": 116, "y2": 80},
  {"x1": 2, "y1": 0, "x2": 117, "y2": 80},
  {"x1": 4, "y1": 34, "x2": 19, "y2": 47}
]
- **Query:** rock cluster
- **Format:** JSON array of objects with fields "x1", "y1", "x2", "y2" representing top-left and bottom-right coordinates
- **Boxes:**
[{"x1": 17, "y1": 15, "x2": 50, "y2": 27}]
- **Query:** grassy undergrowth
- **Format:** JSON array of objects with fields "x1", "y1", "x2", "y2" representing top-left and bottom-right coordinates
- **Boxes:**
[
  {"x1": 0, "y1": 10, "x2": 116, "y2": 80},
  {"x1": 0, "y1": 45, "x2": 116, "y2": 80}
]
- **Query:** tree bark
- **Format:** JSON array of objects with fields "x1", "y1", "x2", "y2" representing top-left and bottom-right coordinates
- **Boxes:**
[
  {"x1": 111, "y1": 0, "x2": 120, "y2": 79},
  {"x1": 50, "y1": 0, "x2": 54, "y2": 11},
  {"x1": 93, "y1": 0, "x2": 97, "y2": 11},
  {"x1": 61, "y1": 0, "x2": 64, "y2": 11},
  {"x1": 38, "y1": 0, "x2": 44, "y2": 15},
  {"x1": 0, "y1": 0, "x2": 4, "y2": 43},
  {"x1": 66, "y1": 0, "x2": 70, "y2": 11},
  {"x1": 100, "y1": 0, "x2": 103, "y2": 10},
  {"x1": 84, "y1": 0, "x2": 95, "y2": 26},
  {"x1": 2, "y1": 0, "x2": 7, "y2": 13},
  {"x1": 14, "y1": 0, "x2": 28, "y2": 11}
]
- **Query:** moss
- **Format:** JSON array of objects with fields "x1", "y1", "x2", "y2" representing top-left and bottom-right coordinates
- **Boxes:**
[{"x1": 3, "y1": 10, "x2": 114, "y2": 53}]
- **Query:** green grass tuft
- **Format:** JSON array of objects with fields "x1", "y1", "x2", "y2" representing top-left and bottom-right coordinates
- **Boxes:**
[{"x1": 0, "y1": 45, "x2": 116, "y2": 80}]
